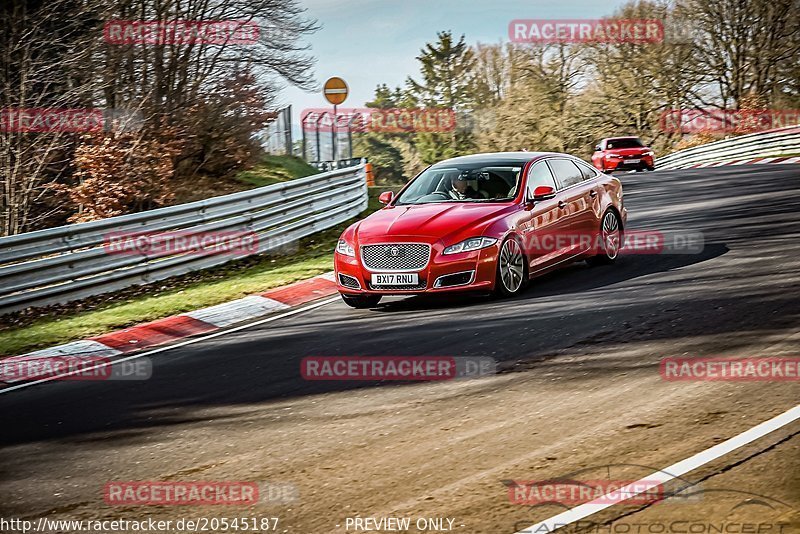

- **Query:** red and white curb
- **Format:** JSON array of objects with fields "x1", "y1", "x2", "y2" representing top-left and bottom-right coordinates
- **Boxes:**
[
  {"x1": 1, "y1": 272, "x2": 339, "y2": 385},
  {"x1": 687, "y1": 156, "x2": 800, "y2": 169}
]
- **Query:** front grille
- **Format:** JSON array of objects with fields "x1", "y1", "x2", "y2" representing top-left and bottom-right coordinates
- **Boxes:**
[
  {"x1": 338, "y1": 273, "x2": 361, "y2": 289},
  {"x1": 360, "y1": 243, "x2": 430, "y2": 271},
  {"x1": 367, "y1": 280, "x2": 427, "y2": 291}
]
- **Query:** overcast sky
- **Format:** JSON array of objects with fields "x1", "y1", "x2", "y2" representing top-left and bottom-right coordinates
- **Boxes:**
[{"x1": 277, "y1": 0, "x2": 630, "y2": 126}]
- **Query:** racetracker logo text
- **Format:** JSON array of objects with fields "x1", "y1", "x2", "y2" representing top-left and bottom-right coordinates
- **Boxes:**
[
  {"x1": 659, "y1": 109, "x2": 800, "y2": 133},
  {"x1": 509, "y1": 19, "x2": 664, "y2": 44},
  {"x1": 508, "y1": 479, "x2": 664, "y2": 505},
  {"x1": 522, "y1": 230, "x2": 704, "y2": 256},
  {"x1": 300, "y1": 107, "x2": 456, "y2": 134},
  {"x1": 104, "y1": 482, "x2": 258, "y2": 505},
  {"x1": 104, "y1": 231, "x2": 258, "y2": 257},
  {"x1": 660, "y1": 357, "x2": 800, "y2": 381},
  {"x1": 104, "y1": 20, "x2": 259, "y2": 45},
  {"x1": 0, "y1": 108, "x2": 143, "y2": 133},
  {"x1": 0, "y1": 356, "x2": 152, "y2": 381},
  {"x1": 301, "y1": 356, "x2": 495, "y2": 381}
]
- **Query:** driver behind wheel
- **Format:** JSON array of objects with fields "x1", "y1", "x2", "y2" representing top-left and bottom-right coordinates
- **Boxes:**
[{"x1": 447, "y1": 173, "x2": 487, "y2": 200}]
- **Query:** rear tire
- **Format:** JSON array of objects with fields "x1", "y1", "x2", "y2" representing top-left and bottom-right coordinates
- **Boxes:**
[
  {"x1": 588, "y1": 210, "x2": 622, "y2": 266},
  {"x1": 494, "y1": 236, "x2": 527, "y2": 297},
  {"x1": 341, "y1": 294, "x2": 382, "y2": 309}
]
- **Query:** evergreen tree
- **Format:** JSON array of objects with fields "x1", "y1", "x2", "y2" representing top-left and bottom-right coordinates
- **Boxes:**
[{"x1": 405, "y1": 31, "x2": 478, "y2": 162}]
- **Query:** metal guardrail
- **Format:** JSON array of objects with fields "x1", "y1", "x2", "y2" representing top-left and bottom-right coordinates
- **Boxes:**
[
  {"x1": 656, "y1": 125, "x2": 800, "y2": 170},
  {"x1": 0, "y1": 164, "x2": 368, "y2": 315}
]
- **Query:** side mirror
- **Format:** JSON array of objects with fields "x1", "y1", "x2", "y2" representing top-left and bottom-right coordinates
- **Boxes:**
[
  {"x1": 594, "y1": 145, "x2": 602, "y2": 152},
  {"x1": 532, "y1": 185, "x2": 557, "y2": 201},
  {"x1": 378, "y1": 191, "x2": 394, "y2": 205}
]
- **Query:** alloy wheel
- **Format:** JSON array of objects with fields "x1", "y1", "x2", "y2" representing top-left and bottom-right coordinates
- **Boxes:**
[
  {"x1": 499, "y1": 238, "x2": 525, "y2": 293},
  {"x1": 601, "y1": 211, "x2": 621, "y2": 259}
]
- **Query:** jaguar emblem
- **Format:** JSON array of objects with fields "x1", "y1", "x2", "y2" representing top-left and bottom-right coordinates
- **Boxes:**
[{"x1": 387, "y1": 246, "x2": 404, "y2": 258}]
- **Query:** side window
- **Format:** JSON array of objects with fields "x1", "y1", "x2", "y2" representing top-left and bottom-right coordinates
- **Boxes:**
[
  {"x1": 547, "y1": 159, "x2": 583, "y2": 189},
  {"x1": 574, "y1": 160, "x2": 597, "y2": 180},
  {"x1": 526, "y1": 161, "x2": 557, "y2": 196}
]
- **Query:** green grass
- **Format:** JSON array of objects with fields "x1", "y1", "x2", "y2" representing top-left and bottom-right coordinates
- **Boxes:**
[
  {"x1": 235, "y1": 155, "x2": 319, "y2": 188},
  {"x1": 0, "y1": 187, "x2": 392, "y2": 357},
  {"x1": 0, "y1": 256, "x2": 333, "y2": 356}
]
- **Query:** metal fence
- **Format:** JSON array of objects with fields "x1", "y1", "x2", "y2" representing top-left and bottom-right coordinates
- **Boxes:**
[
  {"x1": 262, "y1": 106, "x2": 293, "y2": 155},
  {"x1": 656, "y1": 125, "x2": 800, "y2": 170},
  {"x1": 0, "y1": 164, "x2": 367, "y2": 315}
]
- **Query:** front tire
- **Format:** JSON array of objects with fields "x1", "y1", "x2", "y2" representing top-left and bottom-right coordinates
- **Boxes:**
[
  {"x1": 588, "y1": 210, "x2": 622, "y2": 266},
  {"x1": 494, "y1": 237, "x2": 527, "y2": 297},
  {"x1": 341, "y1": 293, "x2": 382, "y2": 309}
]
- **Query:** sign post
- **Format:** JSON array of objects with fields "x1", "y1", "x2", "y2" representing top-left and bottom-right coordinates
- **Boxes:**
[{"x1": 323, "y1": 77, "x2": 348, "y2": 164}]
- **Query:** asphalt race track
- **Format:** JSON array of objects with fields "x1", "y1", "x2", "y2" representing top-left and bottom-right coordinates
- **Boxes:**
[{"x1": 1, "y1": 165, "x2": 799, "y2": 533}]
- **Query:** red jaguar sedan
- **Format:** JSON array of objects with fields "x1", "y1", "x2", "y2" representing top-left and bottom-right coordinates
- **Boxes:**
[{"x1": 334, "y1": 152, "x2": 627, "y2": 308}]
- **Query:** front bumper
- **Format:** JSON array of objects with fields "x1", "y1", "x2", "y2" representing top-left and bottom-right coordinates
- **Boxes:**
[
  {"x1": 334, "y1": 237, "x2": 498, "y2": 296},
  {"x1": 605, "y1": 155, "x2": 655, "y2": 171}
]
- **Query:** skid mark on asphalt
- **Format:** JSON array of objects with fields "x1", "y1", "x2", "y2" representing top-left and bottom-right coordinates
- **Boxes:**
[
  {"x1": 554, "y1": 430, "x2": 800, "y2": 532},
  {"x1": 515, "y1": 405, "x2": 800, "y2": 533},
  {"x1": 355, "y1": 382, "x2": 711, "y2": 521}
]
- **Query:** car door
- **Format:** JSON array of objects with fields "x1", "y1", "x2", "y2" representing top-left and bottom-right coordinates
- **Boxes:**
[
  {"x1": 572, "y1": 159, "x2": 604, "y2": 240},
  {"x1": 518, "y1": 160, "x2": 573, "y2": 273},
  {"x1": 546, "y1": 158, "x2": 597, "y2": 257}
]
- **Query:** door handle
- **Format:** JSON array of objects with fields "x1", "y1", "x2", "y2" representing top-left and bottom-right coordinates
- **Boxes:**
[
  {"x1": 589, "y1": 190, "x2": 598, "y2": 198},
  {"x1": 558, "y1": 200, "x2": 567, "y2": 209}
]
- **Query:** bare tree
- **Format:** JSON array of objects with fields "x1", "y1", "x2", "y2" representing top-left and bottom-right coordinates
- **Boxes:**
[
  {"x1": 1, "y1": 0, "x2": 319, "y2": 235},
  {"x1": 685, "y1": 0, "x2": 800, "y2": 108},
  {"x1": 0, "y1": 0, "x2": 103, "y2": 235}
]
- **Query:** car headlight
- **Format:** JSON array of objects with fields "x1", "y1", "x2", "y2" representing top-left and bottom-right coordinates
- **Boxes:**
[
  {"x1": 442, "y1": 237, "x2": 497, "y2": 255},
  {"x1": 608, "y1": 154, "x2": 624, "y2": 158},
  {"x1": 642, "y1": 151, "x2": 654, "y2": 156},
  {"x1": 336, "y1": 239, "x2": 355, "y2": 257}
]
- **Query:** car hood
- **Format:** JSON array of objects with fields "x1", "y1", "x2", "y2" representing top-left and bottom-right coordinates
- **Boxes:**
[{"x1": 355, "y1": 202, "x2": 512, "y2": 242}]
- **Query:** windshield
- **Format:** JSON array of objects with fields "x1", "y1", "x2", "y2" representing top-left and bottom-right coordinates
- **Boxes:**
[
  {"x1": 606, "y1": 138, "x2": 644, "y2": 149},
  {"x1": 395, "y1": 163, "x2": 524, "y2": 205}
]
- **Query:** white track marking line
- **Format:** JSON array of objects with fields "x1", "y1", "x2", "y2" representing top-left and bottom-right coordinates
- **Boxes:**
[
  {"x1": 0, "y1": 296, "x2": 340, "y2": 395},
  {"x1": 515, "y1": 403, "x2": 800, "y2": 533}
]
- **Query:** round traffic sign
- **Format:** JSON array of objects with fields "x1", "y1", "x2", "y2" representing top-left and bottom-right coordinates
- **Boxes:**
[{"x1": 323, "y1": 77, "x2": 349, "y2": 105}]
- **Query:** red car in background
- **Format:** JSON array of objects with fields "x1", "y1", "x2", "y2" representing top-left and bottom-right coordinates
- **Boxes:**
[
  {"x1": 591, "y1": 137, "x2": 655, "y2": 173},
  {"x1": 334, "y1": 152, "x2": 627, "y2": 308}
]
